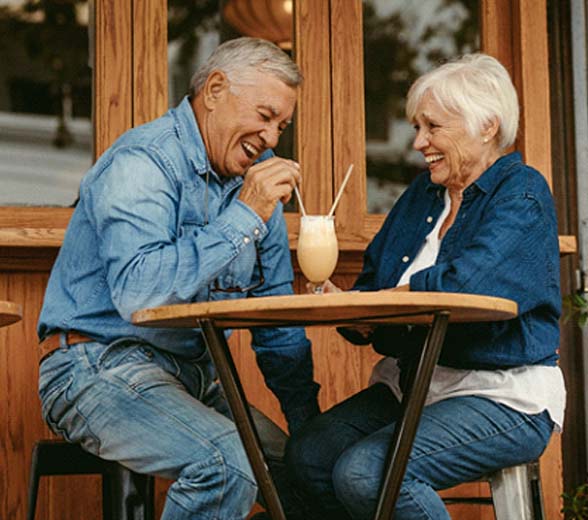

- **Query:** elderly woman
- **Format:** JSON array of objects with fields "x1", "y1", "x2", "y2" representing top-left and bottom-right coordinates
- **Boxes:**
[{"x1": 285, "y1": 53, "x2": 565, "y2": 520}]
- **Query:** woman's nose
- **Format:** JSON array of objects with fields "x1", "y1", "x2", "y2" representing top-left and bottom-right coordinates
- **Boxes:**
[{"x1": 413, "y1": 129, "x2": 429, "y2": 151}]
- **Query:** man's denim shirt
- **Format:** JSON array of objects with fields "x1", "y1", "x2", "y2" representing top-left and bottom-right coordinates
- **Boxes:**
[
  {"x1": 348, "y1": 152, "x2": 561, "y2": 370},
  {"x1": 38, "y1": 96, "x2": 320, "y2": 431}
]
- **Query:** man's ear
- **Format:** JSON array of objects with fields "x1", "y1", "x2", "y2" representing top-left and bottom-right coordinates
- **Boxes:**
[{"x1": 202, "y1": 70, "x2": 229, "y2": 110}]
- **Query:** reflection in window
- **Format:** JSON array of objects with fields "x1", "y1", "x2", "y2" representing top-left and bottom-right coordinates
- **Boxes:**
[
  {"x1": 0, "y1": 0, "x2": 92, "y2": 206},
  {"x1": 167, "y1": 0, "x2": 297, "y2": 210},
  {"x1": 364, "y1": 0, "x2": 479, "y2": 213}
]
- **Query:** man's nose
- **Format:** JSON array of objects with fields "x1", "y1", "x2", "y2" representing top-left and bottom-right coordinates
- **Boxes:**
[{"x1": 260, "y1": 125, "x2": 280, "y2": 148}]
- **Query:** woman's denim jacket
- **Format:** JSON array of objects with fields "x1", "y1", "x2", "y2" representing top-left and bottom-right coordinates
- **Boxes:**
[
  {"x1": 38, "y1": 96, "x2": 320, "y2": 431},
  {"x1": 344, "y1": 152, "x2": 561, "y2": 370}
]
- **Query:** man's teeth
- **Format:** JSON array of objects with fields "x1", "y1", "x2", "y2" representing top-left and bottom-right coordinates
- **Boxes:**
[
  {"x1": 425, "y1": 154, "x2": 444, "y2": 164},
  {"x1": 243, "y1": 142, "x2": 257, "y2": 156}
]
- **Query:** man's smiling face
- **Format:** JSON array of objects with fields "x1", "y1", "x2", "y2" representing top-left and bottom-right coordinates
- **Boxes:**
[{"x1": 202, "y1": 70, "x2": 297, "y2": 178}]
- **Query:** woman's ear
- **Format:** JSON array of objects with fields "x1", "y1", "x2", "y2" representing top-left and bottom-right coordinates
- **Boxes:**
[
  {"x1": 483, "y1": 116, "x2": 500, "y2": 141},
  {"x1": 202, "y1": 70, "x2": 229, "y2": 111}
]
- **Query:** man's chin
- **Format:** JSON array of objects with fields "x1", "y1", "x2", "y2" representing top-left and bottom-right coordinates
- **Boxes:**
[{"x1": 218, "y1": 164, "x2": 247, "y2": 178}]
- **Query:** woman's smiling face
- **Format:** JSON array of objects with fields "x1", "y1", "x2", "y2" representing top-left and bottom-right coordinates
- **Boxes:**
[{"x1": 411, "y1": 92, "x2": 496, "y2": 191}]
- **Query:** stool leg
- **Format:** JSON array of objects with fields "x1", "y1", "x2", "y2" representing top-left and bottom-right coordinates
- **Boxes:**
[
  {"x1": 26, "y1": 444, "x2": 41, "y2": 520},
  {"x1": 489, "y1": 465, "x2": 533, "y2": 520},
  {"x1": 102, "y1": 468, "x2": 116, "y2": 520},
  {"x1": 528, "y1": 461, "x2": 545, "y2": 520},
  {"x1": 123, "y1": 472, "x2": 155, "y2": 520},
  {"x1": 104, "y1": 464, "x2": 155, "y2": 520}
]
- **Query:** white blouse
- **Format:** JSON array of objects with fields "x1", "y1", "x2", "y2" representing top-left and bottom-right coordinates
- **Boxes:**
[{"x1": 369, "y1": 191, "x2": 566, "y2": 429}]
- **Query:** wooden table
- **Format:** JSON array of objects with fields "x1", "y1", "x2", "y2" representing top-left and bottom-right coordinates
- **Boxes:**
[
  {"x1": 133, "y1": 291, "x2": 517, "y2": 520},
  {"x1": 0, "y1": 300, "x2": 22, "y2": 328}
]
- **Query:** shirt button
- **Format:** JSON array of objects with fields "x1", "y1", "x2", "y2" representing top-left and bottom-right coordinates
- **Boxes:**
[
  {"x1": 402, "y1": 256, "x2": 410, "y2": 263},
  {"x1": 253, "y1": 228, "x2": 260, "y2": 237},
  {"x1": 426, "y1": 216, "x2": 433, "y2": 223},
  {"x1": 243, "y1": 236, "x2": 251, "y2": 244}
]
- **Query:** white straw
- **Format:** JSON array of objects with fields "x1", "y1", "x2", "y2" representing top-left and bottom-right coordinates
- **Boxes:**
[
  {"x1": 327, "y1": 164, "x2": 354, "y2": 217},
  {"x1": 294, "y1": 186, "x2": 307, "y2": 216}
]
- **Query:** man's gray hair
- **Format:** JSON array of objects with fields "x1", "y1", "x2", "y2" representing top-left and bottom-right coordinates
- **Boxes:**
[
  {"x1": 406, "y1": 53, "x2": 519, "y2": 150},
  {"x1": 189, "y1": 37, "x2": 302, "y2": 97}
]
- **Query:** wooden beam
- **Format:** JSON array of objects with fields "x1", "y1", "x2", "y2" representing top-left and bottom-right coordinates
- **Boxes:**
[
  {"x1": 93, "y1": 0, "x2": 133, "y2": 157},
  {"x1": 295, "y1": 0, "x2": 333, "y2": 215},
  {"x1": 133, "y1": 0, "x2": 168, "y2": 125}
]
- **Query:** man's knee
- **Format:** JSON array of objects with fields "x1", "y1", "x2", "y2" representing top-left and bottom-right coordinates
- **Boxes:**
[{"x1": 171, "y1": 449, "x2": 258, "y2": 514}]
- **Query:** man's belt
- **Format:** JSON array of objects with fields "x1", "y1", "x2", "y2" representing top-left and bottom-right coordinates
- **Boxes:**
[{"x1": 39, "y1": 331, "x2": 95, "y2": 363}]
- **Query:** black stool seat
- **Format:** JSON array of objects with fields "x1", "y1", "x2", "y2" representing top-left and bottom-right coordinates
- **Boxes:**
[{"x1": 28, "y1": 439, "x2": 155, "y2": 520}]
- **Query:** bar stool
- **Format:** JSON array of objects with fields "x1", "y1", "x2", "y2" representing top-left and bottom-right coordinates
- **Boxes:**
[
  {"x1": 27, "y1": 439, "x2": 155, "y2": 520},
  {"x1": 443, "y1": 460, "x2": 545, "y2": 520}
]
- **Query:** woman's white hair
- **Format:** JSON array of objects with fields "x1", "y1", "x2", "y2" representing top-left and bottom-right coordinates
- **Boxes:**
[
  {"x1": 405, "y1": 53, "x2": 519, "y2": 150},
  {"x1": 189, "y1": 37, "x2": 302, "y2": 97}
]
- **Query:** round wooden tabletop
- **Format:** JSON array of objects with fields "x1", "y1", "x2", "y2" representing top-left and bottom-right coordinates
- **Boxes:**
[
  {"x1": 0, "y1": 300, "x2": 23, "y2": 328},
  {"x1": 132, "y1": 291, "x2": 517, "y2": 329}
]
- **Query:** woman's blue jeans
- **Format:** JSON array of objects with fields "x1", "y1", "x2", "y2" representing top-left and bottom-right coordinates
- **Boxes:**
[
  {"x1": 285, "y1": 383, "x2": 554, "y2": 520},
  {"x1": 38, "y1": 337, "x2": 296, "y2": 520}
]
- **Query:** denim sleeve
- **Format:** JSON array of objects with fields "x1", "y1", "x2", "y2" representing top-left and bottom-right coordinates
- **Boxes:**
[
  {"x1": 410, "y1": 193, "x2": 560, "y2": 314},
  {"x1": 249, "y1": 206, "x2": 320, "y2": 433},
  {"x1": 83, "y1": 148, "x2": 266, "y2": 320}
]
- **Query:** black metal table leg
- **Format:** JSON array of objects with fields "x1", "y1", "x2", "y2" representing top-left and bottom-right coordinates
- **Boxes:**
[
  {"x1": 199, "y1": 319, "x2": 286, "y2": 520},
  {"x1": 374, "y1": 311, "x2": 450, "y2": 519}
]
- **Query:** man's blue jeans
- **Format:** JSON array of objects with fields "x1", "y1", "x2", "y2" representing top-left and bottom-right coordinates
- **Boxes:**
[
  {"x1": 286, "y1": 383, "x2": 554, "y2": 520},
  {"x1": 38, "y1": 336, "x2": 293, "y2": 520}
]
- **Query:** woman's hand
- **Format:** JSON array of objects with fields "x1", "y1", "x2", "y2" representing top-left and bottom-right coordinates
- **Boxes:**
[
  {"x1": 305, "y1": 279, "x2": 342, "y2": 294},
  {"x1": 307, "y1": 281, "x2": 376, "y2": 342},
  {"x1": 383, "y1": 284, "x2": 410, "y2": 292}
]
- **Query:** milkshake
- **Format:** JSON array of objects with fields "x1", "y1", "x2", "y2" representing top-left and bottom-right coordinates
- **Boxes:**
[{"x1": 297, "y1": 215, "x2": 338, "y2": 292}]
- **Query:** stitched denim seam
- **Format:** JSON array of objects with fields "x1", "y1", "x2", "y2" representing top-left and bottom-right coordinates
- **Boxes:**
[
  {"x1": 73, "y1": 402, "x2": 102, "y2": 453},
  {"x1": 165, "y1": 451, "x2": 256, "y2": 520},
  {"x1": 104, "y1": 370, "x2": 256, "y2": 485},
  {"x1": 409, "y1": 413, "x2": 532, "y2": 462},
  {"x1": 404, "y1": 480, "x2": 437, "y2": 519}
]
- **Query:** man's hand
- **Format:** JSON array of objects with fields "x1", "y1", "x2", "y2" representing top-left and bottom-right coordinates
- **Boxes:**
[{"x1": 238, "y1": 157, "x2": 301, "y2": 222}]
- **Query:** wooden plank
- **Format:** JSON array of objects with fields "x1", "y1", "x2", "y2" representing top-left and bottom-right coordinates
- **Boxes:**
[
  {"x1": 0, "y1": 208, "x2": 73, "y2": 230},
  {"x1": 295, "y1": 0, "x2": 332, "y2": 215},
  {"x1": 330, "y1": 0, "x2": 369, "y2": 241},
  {"x1": 541, "y1": 434, "x2": 564, "y2": 520},
  {"x1": 483, "y1": 0, "x2": 552, "y2": 187},
  {"x1": 0, "y1": 229, "x2": 65, "y2": 248},
  {"x1": 94, "y1": 0, "x2": 132, "y2": 157},
  {"x1": 481, "y1": 0, "x2": 515, "y2": 75},
  {"x1": 0, "y1": 272, "x2": 104, "y2": 520},
  {"x1": 512, "y1": 0, "x2": 552, "y2": 186},
  {"x1": 133, "y1": 0, "x2": 168, "y2": 125}
]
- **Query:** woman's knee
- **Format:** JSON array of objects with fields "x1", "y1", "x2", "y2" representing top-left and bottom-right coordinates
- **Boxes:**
[
  {"x1": 285, "y1": 426, "x2": 319, "y2": 483},
  {"x1": 332, "y1": 446, "x2": 381, "y2": 514},
  {"x1": 333, "y1": 452, "x2": 450, "y2": 520}
]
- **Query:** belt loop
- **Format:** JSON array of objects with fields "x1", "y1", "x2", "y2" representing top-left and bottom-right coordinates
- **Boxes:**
[{"x1": 59, "y1": 332, "x2": 68, "y2": 350}]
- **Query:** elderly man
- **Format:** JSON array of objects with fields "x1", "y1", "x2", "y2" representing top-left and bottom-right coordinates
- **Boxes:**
[{"x1": 37, "y1": 37, "x2": 320, "y2": 519}]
